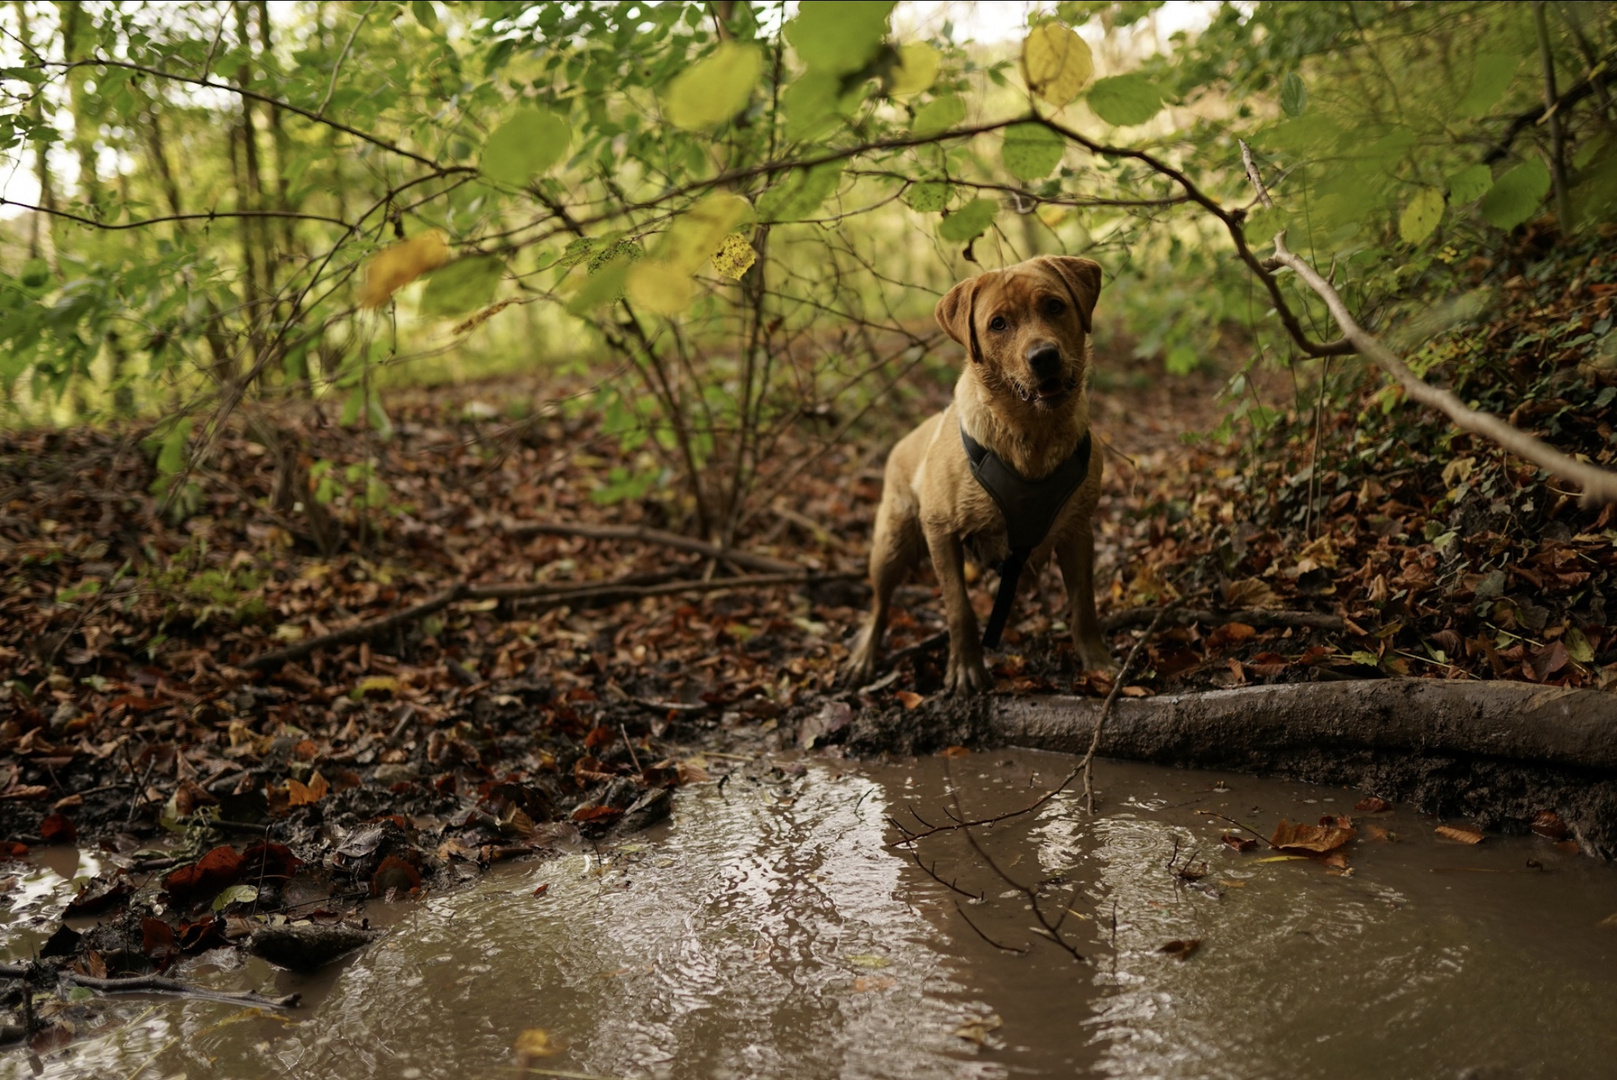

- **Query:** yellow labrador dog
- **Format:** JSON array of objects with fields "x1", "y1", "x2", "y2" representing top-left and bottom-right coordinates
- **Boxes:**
[{"x1": 845, "y1": 256, "x2": 1116, "y2": 694}]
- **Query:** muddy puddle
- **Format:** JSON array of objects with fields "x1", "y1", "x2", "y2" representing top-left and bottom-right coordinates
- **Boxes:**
[{"x1": 7, "y1": 750, "x2": 1617, "y2": 1079}]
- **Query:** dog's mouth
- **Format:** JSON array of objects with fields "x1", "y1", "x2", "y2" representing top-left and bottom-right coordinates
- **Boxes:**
[{"x1": 1016, "y1": 376, "x2": 1077, "y2": 407}]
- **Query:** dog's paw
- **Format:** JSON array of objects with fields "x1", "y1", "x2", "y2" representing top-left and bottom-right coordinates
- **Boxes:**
[
  {"x1": 944, "y1": 655, "x2": 991, "y2": 696},
  {"x1": 1076, "y1": 640, "x2": 1119, "y2": 676}
]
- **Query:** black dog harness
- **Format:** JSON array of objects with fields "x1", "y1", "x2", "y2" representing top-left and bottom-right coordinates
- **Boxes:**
[{"x1": 960, "y1": 426, "x2": 1093, "y2": 648}]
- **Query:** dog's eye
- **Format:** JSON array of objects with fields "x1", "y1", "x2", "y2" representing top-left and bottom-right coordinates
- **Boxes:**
[
  {"x1": 1044, "y1": 298, "x2": 1065, "y2": 318},
  {"x1": 988, "y1": 315, "x2": 1008, "y2": 332}
]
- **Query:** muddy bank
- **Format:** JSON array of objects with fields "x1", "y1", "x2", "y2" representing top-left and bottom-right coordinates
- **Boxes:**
[{"x1": 845, "y1": 679, "x2": 1617, "y2": 857}]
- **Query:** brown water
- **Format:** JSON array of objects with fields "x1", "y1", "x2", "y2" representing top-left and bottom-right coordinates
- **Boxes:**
[{"x1": 6, "y1": 751, "x2": 1617, "y2": 1079}]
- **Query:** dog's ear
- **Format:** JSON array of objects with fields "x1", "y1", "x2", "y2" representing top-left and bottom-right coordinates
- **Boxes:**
[
  {"x1": 1040, "y1": 256, "x2": 1103, "y2": 334},
  {"x1": 935, "y1": 276, "x2": 985, "y2": 364}
]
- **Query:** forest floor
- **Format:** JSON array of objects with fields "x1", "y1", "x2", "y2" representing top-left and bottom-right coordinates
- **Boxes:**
[{"x1": 2, "y1": 225, "x2": 1615, "y2": 997}]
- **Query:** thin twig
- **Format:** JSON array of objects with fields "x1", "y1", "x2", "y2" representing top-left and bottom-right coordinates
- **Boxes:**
[
  {"x1": 318, "y1": 5, "x2": 371, "y2": 118},
  {"x1": 1080, "y1": 602, "x2": 1181, "y2": 813},
  {"x1": 953, "y1": 898, "x2": 1030, "y2": 954}
]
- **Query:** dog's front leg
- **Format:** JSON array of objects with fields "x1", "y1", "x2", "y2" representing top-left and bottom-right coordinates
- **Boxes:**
[
  {"x1": 926, "y1": 527, "x2": 990, "y2": 694},
  {"x1": 1057, "y1": 524, "x2": 1118, "y2": 673}
]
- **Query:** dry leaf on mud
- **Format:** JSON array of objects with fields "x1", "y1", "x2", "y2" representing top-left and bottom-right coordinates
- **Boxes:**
[
  {"x1": 1270, "y1": 817, "x2": 1357, "y2": 854},
  {"x1": 287, "y1": 771, "x2": 329, "y2": 807},
  {"x1": 1435, "y1": 824, "x2": 1485, "y2": 845},
  {"x1": 1363, "y1": 823, "x2": 1395, "y2": 842},
  {"x1": 513, "y1": 1028, "x2": 562, "y2": 1063},
  {"x1": 1220, "y1": 832, "x2": 1258, "y2": 852},
  {"x1": 952, "y1": 1013, "x2": 1003, "y2": 1047},
  {"x1": 1159, "y1": 938, "x2": 1201, "y2": 960},
  {"x1": 1530, "y1": 810, "x2": 1569, "y2": 840},
  {"x1": 1354, "y1": 796, "x2": 1391, "y2": 813},
  {"x1": 896, "y1": 690, "x2": 925, "y2": 709}
]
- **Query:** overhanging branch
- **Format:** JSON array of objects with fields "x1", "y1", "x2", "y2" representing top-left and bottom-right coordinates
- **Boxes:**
[{"x1": 1267, "y1": 232, "x2": 1617, "y2": 506}]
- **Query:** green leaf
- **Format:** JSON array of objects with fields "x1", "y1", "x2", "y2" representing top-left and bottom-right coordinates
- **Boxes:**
[
  {"x1": 1447, "y1": 164, "x2": 1493, "y2": 204},
  {"x1": 1458, "y1": 52, "x2": 1519, "y2": 117},
  {"x1": 156, "y1": 419, "x2": 192, "y2": 476},
  {"x1": 1001, "y1": 123, "x2": 1064, "y2": 181},
  {"x1": 211, "y1": 884, "x2": 259, "y2": 912},
  {"x1": 567, "y1": 256, "x2": 633, "y2": 315},
  {"x1": 1566, "y1": 627, "x2": 1595, "y2": 664},
  {"x1": 912, "y1": 94, "x2": 966, "y2": 137},
  {"x1": 411, "y1": 1, "x2": 437, "y2": 29},
  {"x1": 938, "y1": 198, "x2": 998, "y2": 243},
  {"x1": 781, "y1": 70, "x2": 844, "y2": 141},
  {"x1": 1087, "y1": 73, "x2": 1162, "y2": 126},
  {"x1": 1480, "y1": 159, "x2": 1551, "y2": 230},
  {"x1": 757, "y1": 162, "x2": 844, "y2": 222},
  {"x1": 787, "y1": 1, "x2": 894, "y2": 75},
  {"x1": 419, "y1": 256, "x2": 505, "y2": 317},
  {"x1": 1398, "y1": 188, "x2": 1445, "y2": 245},
  {"x1": 1280, "y1": 72, "x2": 1306, "y2": 118},
  {"x1": 481, "y1": 108, "x2": 571, "y2": 186},
  {"x1": 663, "y1": 41, "x2": 763, "y2": 130},
  {"x1": 904, "y1": 181, "x2": 950, "y2": 213}
]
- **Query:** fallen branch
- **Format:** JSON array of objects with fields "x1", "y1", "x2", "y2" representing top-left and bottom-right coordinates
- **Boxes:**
[
  {"x1": 1267, "y1": 232, "x2": 1617, "y2": 507},
  {"x1": 244, "y1": 571, "x2": 856, "y2": 670},
  {"x1": 0, "y1": 964, "x2": 299, "y2": 1010},
  {"x1": 1102, "y1": 606, "x2": 1344, "y2": 633},
  {"x1": 504, "y1": 519, "x2": 798, "y2": 574}
]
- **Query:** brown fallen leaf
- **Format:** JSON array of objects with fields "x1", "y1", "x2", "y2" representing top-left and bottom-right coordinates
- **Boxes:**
[
  {"x1": 39, "y1": 813, "x2": 77, "y2": 844},
  {"x1": 1220, "y1": 832, "x2": 1257, "y2": 853},
  {"x1": 1363, "y1": 823, "x2": 1395, "y2": 842},
  {"x1": 853, "y1": 975, "x2": 897, "y2": 992},
  {"x1": 287, "y1": 771, "x2": 329, "y2": 807},
  {"x1": 1159, "y1": 938, "x2": 1201, "y2": 960},
  {"x1": 1271, "y1": 817, "x2": 1357, "y2": 854},
  {"x1": 1530, "y1": 810, "x2": 1569, "y2": 841},
  {"x1": 1354, "y1": 796, "x2": 1392, "y2": 813},
  {"x1": 939, "y1": 746, "x2": 970, "y2": 758},
  {"x1": 1435, "y1": 824, "x2": 1485, "y2": 845},
  {"x1": 895, "y1": 690, "x2": 925, "y2": 709}
]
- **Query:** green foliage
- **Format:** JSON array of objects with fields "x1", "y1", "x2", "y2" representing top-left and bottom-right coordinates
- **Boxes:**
[
  {"x1": 1001, "y1": 123, "x2": 1065, "y2": 181},
  {"x1": 2, "y1": 0, "x2": 1611, "y2": 536},
  {"x1": 481, "y1": 108, "x2": 572, "y2": 186},
  {"x1": 1480, "y1": 159, "x2": 1553, "y2": 230},
  {"x1": 420, "y1": 257, "x2": 505, "y2": 318},
  {"x1": 1087, "y1": 73, "x2": 1163, "y2": 127}
]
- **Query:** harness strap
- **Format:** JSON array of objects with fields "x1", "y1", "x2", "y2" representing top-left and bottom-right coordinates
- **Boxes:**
[{"x1": 960, "y1": 426, "x2": 1093, "y2": 648}]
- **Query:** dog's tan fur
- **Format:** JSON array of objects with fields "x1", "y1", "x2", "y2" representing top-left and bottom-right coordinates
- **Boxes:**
[{"x1": 845, "y1": 255, "x2": 1116, "y2": 693}]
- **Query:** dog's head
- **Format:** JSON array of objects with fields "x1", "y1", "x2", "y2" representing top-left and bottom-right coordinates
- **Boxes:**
[{"x1": 934, "y1": 256, "x2": 1102, "y2": 412}]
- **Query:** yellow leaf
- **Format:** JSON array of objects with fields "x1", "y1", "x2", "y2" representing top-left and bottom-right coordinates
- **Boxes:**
[
  {"x1": 355, "y1": 676, "x2": 400, "y2": 697},
  {"x1": 358, "y1": 231, "x2": 452, "y2": 309},
  {"x1": 661, "y1": 192, "x2": 753, "y2": 273},
  {"x1": 845, "y1": 953, "x2": 890, "y2": 969},
  {"x1": 1255, "y1": 854, "x2": 1310, "y2": 863},
  {"x1": 626, "y1": 260, "x2": 696, "y2": 316},
  {"x1": 665, "y1": 41, "x2": 763, "y2": 130},
  {"x1": 711, "y1": 233, "x2": 757, "y2": 280},
  {"x1": 1022, "y1": 23, "x2": 1093, "y2": 107},
  {"x1": 513, "y1": 1028, "x2": 561, "y2": 1060},
  {"x1": 888, "y1": 42, "x2": 940, "y2": 96}
]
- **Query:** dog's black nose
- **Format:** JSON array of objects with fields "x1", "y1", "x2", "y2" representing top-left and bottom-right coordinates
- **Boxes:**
[{"x1": 1027, "y1": 345, "x2": 1062, "y2": 381}]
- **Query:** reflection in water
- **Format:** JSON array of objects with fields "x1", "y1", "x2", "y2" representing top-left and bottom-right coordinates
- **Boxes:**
[{"x1": 6, "y1": 752, "x2": 1617, "y2": 1080}]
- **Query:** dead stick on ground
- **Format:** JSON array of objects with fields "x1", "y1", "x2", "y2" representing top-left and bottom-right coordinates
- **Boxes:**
[
  {"x1": 244, "y1": 572, "x2": 855, "y2": 670},
  {"x1": 0, "y1": 965, "x2": 299, "y2": 1010},
  {"x1": 504, "y1": 520, "x2": 798, "y2": 574},
  {"x1": 1267, "y1": 232, "x2": 1617, "y2": 507}
]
